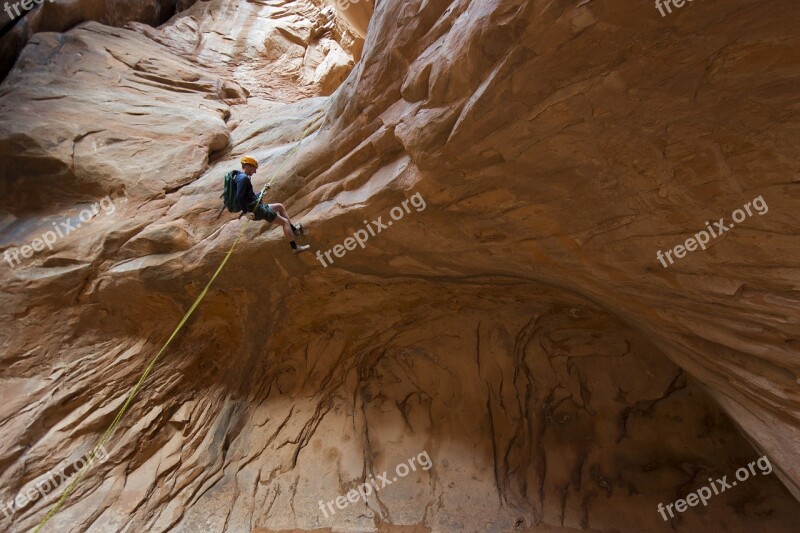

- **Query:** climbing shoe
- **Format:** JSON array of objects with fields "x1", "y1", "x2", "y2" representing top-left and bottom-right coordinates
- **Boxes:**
[
  {"x1": 293, "y1": 244, "x2": 311, "y2": 254},
  {"x1": 292, "y1": 223, "x2": 304, "y2": 236}
]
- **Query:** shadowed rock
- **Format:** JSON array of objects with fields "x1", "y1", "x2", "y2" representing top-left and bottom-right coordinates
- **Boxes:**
[{"x1": 0, "y1": 0, "x2": 798, "y2": 532}]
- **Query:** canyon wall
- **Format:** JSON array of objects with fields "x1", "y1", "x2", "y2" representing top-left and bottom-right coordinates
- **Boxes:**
[
  {"x1": 0, "y1": 0, "x2": 798, "y2": 532},
  {"x1": 0, "y1": 0, "x2": 201, "y2": 79}
]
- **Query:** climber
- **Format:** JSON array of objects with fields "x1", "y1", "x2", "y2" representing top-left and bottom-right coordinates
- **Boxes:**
[{"x1": 232, "y1": 156, "x2": 310, "y2": 254}]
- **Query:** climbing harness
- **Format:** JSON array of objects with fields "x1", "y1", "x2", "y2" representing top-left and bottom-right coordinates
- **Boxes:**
[{"x1": 33, "y1": 109, "x2": 324, "y2": 532}]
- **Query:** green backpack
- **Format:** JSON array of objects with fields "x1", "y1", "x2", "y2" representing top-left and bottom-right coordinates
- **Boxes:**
[{"x1": 221, "y1": 170, "x2": 241, "y2": 213}]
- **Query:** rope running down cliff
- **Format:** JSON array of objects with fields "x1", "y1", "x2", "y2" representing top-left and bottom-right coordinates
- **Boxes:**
[{"x1": 33, "y1": 108, "x2": 325, "y2": 533}]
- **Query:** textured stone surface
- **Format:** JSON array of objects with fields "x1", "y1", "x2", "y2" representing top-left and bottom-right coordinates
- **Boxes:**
[
  {"x1": 0, "y1": 0, "x2": 198, "y2": 80},
  {"x1": 1, "y1": 0, "x2": 799, "y2": 532},
  {"x1": 133, "y1": 0, "x2": 359, "y2": 101}
]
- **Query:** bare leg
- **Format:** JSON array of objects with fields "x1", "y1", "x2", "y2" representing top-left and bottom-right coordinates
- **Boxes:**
[
  {"x1": 273, "y1": 213, "x2": 295, "y2": 242},
  {"x1": 268, "y1": 204, "x2": 308, "y2": 253},
  {"x1": 269, "y1": 203, "x2": 292, "y2": 225}
]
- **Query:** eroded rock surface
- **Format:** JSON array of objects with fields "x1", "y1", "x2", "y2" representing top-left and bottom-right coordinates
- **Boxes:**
[
  {"x1": 1, "y1": 0, "x2": 799, "y2": 532},
  {"x1": 0, "y1": 0, "x2": 199, "y2": 80}
]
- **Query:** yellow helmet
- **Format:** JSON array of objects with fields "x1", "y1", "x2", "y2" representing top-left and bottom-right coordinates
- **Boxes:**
[{"x1": 240, "y1": 156, "x2": 259, "y2": 168}]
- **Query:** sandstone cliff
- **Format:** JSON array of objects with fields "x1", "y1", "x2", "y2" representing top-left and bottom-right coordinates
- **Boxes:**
[{"x1": 0, "y1": 0, "x2": 799, "y2": 532}]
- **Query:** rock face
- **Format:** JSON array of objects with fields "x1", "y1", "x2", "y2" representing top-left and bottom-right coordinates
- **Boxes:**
[
  {"x1": 1, "y1": 0, "x2": 799, "y2": 532},
  {"x1": 0, "y1": 0, "x2": 199, "y2": 80}
]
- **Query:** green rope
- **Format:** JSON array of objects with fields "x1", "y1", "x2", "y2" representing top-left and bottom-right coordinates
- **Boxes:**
[{"x1": 33, "y1": 109, "x2": 324, "y2": 532}]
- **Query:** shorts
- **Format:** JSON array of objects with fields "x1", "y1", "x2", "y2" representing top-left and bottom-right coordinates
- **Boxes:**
[{"x1": 249, "y1": 203, "x2": 277, "y2": 223}]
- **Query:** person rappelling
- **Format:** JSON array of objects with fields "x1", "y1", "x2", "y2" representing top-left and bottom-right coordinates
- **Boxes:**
[{"x1": 222, "y1": 156, "x2": 310, "y2": 254}]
